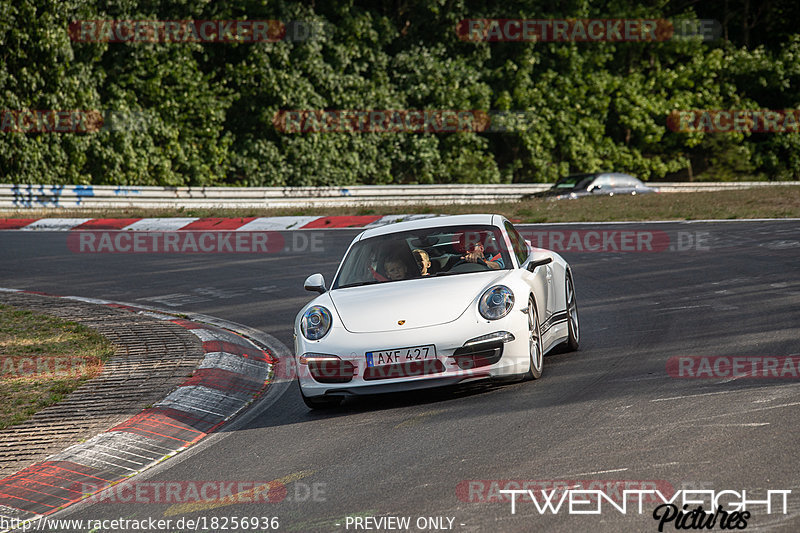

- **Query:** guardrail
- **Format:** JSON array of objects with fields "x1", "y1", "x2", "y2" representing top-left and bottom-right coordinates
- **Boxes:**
[
  {"x1": 650, "y1": 182, "x2": 800, "y2": 192},
  {"x1": 1, "y1": 182, "x2": 797, "y2": 210}
]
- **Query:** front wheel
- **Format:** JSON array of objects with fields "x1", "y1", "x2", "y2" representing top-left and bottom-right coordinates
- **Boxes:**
[
  {"x1": 524, "y1": 296, "x2": 543, "y2": 380},
  {"x1": 564, "y1": 271, "x2": 580, "y2": 352},
  {"x1": 299, "y1": 382, "x2": 343, "y2": 409}
]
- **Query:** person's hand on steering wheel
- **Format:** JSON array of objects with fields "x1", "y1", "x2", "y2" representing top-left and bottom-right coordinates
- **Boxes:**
[
  {"x1": 463, "y1": 242, "x2": 486, "y2": 263},
  {"x1": 459, "y1": 242, "x2": 500, "y2": 270}
]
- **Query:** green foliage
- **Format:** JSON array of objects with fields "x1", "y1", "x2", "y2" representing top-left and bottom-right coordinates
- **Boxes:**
[{"x1": 1, "y1": 0, "x2": 798, "y2": 185}]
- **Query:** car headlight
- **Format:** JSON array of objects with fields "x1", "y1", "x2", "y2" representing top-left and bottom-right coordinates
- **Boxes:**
[
  {"x1": 301, "y1": 306, "x2": 332, "y2": 340},
  {"x1": 478, "y1": 286, "x2": 515, "y2": 320}
]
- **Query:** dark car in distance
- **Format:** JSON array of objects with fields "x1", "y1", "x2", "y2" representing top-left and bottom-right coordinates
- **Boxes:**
[{"x1": 536, "y1": 172, "x2": 657, "y2": 199}]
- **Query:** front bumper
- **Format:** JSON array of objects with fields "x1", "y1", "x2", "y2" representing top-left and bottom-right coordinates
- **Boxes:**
[{"x1": 295, "y1": 310, "x2": 529, "y2": 398}]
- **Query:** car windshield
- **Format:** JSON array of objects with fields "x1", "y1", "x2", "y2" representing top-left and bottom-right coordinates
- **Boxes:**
[
  {"x1": 332, "y1": 225, "x2": 512, "y2": 289},
  {"x1": 574, "y1": 176, "x2": 597, "y2": 190}
]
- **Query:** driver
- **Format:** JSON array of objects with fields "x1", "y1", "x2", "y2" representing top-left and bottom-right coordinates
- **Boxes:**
[{"x1": 462, "y1": 242, "x2": 503, "y2": 269}]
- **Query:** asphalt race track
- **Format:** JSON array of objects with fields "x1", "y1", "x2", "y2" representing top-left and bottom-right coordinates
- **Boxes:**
[{"x1": 1, "y1": 220, "x2": 799, "y2": 532}]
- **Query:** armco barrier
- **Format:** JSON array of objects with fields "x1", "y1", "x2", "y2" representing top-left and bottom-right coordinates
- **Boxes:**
[{"x1": 1, "y1": 182, "x2": 797, "y2": 210}]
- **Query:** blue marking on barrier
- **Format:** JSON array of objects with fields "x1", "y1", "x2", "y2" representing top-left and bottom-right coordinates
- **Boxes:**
[
  {"x1": 340, "y1": 188, "x2": 351, "y2": 196},
  {"x1": 73, "y1": 185, "x2": 94, "y2": 206},
  {"x1": 10, "y1": 184, "x2": 65, "y2": 208},
  {"x1": 114, "y1": 186, "x2": 141, "y2": 196},
  {"x1": 47, "y1": 185, "x2": 64, "y2": 207},
  {"x1": 11, "y1": 184, "x2": 25, "y2": 207}
]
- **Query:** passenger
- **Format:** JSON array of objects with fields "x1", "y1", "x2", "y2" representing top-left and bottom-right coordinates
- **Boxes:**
[
  {"x1": 412, "y1": 249, "x2": 432, "y2": 276},
  {"x1": 383, "y1": 253, "x2": 409, "y2": 280}
]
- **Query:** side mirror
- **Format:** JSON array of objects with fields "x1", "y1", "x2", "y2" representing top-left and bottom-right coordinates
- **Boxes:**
[
  {"x1": 304, "y1": 273, "x2": 327, "y2": 293},
  {"x1": 527, "y1": 257, "x2": 552, "y2": 272}
]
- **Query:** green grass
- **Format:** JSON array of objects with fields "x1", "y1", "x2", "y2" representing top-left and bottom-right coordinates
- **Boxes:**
[
  {"x1": 0, "y1": 304, "x2": 115, "y2": 429},
  {"x1": 2, "y1": 186, "x2": 798, "y2": 222}
]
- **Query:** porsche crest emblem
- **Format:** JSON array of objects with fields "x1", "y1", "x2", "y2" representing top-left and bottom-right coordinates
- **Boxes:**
[{"x1": 398, "y1": 320, "x2": 406, "y2": 325}]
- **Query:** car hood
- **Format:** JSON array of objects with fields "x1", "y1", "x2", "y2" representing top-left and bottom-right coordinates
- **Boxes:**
[{"x1": 329, "y1": 271, "x2": 508, "y2": 333}]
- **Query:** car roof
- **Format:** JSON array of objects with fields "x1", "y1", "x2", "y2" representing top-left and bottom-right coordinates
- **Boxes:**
[
  {"x1": 357, "y1": 214, "x2": 503, "y2": 240},
  {"x1": 560, "y1": 173, "x2": 595, "y2": 180},
  {"x1": 599, "y1": 172, "x2": 637, "y2": 178},
  {"x1": 564, "y1": 172, "x2": 636, "y2": 178}
]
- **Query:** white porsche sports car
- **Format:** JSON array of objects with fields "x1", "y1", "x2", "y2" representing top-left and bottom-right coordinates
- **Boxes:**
[{"x1": 294, "y1": 214, "x2": 579, "y2": 408}]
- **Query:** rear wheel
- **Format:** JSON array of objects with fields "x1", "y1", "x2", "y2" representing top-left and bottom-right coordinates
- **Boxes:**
[
  {"x1": 524, "y1": 297, "x2": 543, "y2": 380},
  {"x1": 564, "y1": 271, "x2": 580, "y2": 352}
]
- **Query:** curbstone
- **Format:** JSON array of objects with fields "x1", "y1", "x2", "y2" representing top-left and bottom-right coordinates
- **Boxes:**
[{"x1": 0, "y1": 289, "x2": 282, "y2": 527}]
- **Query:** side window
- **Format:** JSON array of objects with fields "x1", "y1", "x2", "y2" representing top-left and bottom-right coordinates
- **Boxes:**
[
  {"x1": 504, "y1": 221, "x2": 529, "y2": 266},
  {"x1": 615, "y1": 175, "x2": 634, "y2": 187}
]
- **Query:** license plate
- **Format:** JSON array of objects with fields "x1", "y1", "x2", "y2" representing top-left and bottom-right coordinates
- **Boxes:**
[{"x1": 366, "y1": 344, "x2": 436, "y2": 367}]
